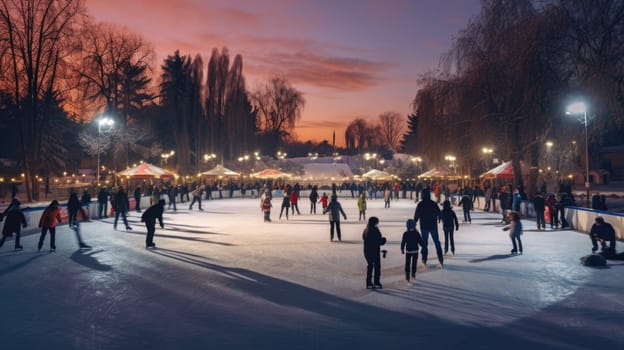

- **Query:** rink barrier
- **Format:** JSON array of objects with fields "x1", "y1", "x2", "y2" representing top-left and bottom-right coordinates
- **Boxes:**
[
  {"x1": 471, "y1": 197, "x2": 624, "y2": 240},
  {"x1": 4, "y1": 193, "x2": 622, "y2": 240}
]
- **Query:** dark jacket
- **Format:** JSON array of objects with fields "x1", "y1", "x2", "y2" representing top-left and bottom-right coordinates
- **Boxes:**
[
  {"x1": 533, "y1": 194, "x2": 545, "y2": 212},
  {"x1": 439, "y1": 208, "x2": 459, "y2": 231},
  {"x1": 363, "y1": 226, "x2": 386, "y2": 257},
  {"x1": 413, "y1": 190, "x2": 440, "y2": 229},
  {"x1": 460, "y1": 195, "x2": 471, "y2": 210},
  {"x1": 113, "y1": 189, "x2": 130, "y2": 212},
  {"x1": 67, "y1": 193, "x2": 81, "y2": 215},
  {"x1": 81, "y1": 191, "x2": 91, "y2": 205},
  {"x1": 134, "y1": 187, "x2": 141, "y2": 200},
  {"x1": 141, "y1": 202, "x2": 164, "y2": 227},
  {"x1": 98, "y1": 188, "x2": 108, "y2": 203},
  {"x1": 499, "y1": 191, "x2": 512, "y2": 210},
  {"x1": 400, "y1": 229, "x2": 422, "y2": 253},
  {"x1": 309, "y1": 188, "x2": 319, "y2": 202},
  {"x1": 590, "y1": 222, "x2": 616, "y2": 251},
  {"x1": 2, "y1": 208, "x2": 27, "y2": 235},
  {"x1": 323, "y1": 198, "x2": 346, "y2": 222}
]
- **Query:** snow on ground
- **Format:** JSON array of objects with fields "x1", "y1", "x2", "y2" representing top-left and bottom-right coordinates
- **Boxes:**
[{"x1": 1, "y1": 196, "x2": 623, "y2": 349}]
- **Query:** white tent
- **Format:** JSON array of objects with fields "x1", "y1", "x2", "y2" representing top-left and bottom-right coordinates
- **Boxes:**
[
  {"x1": 362, "y1": 169, "x2": 394, "y2": 181},
  {"x1": 201, "y1": 164, "x2": 240, "y2": 177},
  {"x1": 297, "y1": 163, "x2": 353, "y2": 182}
]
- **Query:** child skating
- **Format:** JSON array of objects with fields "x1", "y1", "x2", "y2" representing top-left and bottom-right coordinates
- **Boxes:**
[{"x1": 401, "y1": 219, "x2": 422, "y2": 283}]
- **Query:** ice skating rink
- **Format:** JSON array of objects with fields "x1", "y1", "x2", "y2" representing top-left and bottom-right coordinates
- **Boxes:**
[{"x1": 1, "y1": 197, "x2": 623, "y2": 349}]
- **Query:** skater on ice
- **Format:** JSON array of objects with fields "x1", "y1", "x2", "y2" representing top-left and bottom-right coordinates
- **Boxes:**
[
  {"x1": 413, "y1": 188, "x2": 444, "y2": 267},
  {"x1": 400, "y1": 219, "x2": 422, "y2": 283},
  {"x1": 323, "y1": 194, "x2": 347, "y2": 242},
  {"x1": 589, "y1": 216, "x2": 616, "y2": 256},
  {"x1": 113, "y1": 186, "x2": 132, "y2": 231},
  {"x1": 261, "y1": 195, "x2": 272, "y2": 222},
  {"x1": 362, "y1": 216, "x2": 387, "y2": 289},
  {"x1": 439, "y1": 200, "x2": 459, "y2": 255},
  {"x1": 503, "y1": 211, "x2": 523, "y2": 254},
  {"x1": 37, "y1": 200, "x2": 62, "y2": 252},
  {"x1": 0, "y1": 199, "x2": 27, "y2": 251},
  {"x1": 357, "y1": 192, "x2": 367, "y2": 221},
  {"x1": 142, "y1": 199, "x2": 165, "y2": 248}
]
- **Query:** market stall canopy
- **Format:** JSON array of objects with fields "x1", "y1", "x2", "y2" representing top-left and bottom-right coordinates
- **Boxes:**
[
  {"x1": 251, "y1": 168, "x2": 292, "y2": 179},
  {"x1": 201, "y1": 164, "x2": 240, "y2": 177},
  {"x1": 362, "y1": 169, "x2": 394, "y2": 181},
  {"x1": 480, "y1": 161, "x2": 527, "y2": 179},
  {"x1": 117, "y1": 163, "x2": 176, "y2": 179},
  {"x1": 298, "y1": 163, "x2": 353, "y2": 181},
  {"x1": 417, "y1": 168, "x2": 449, "y2": 178}
]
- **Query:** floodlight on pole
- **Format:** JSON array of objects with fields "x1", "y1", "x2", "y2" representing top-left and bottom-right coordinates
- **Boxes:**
[
  {"x1": 566, "y1": 102, "x2": 590, "y2": 207},
  {"x1": 96, "y1": 117, "x2": 114, "y2": 186}
]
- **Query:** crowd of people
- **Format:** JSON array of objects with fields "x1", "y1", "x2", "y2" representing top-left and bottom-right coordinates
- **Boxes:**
[{"x1": 0, "y1": 178, "x2": 621, "y2": 290}]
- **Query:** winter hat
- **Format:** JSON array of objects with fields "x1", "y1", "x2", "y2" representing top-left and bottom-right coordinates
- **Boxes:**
[
  {"x1": 406, "y1": 219, "x2": 416, "y2": 230},
  {"x1": 368, "y1": 216, "x2": 379, "y2": 226},
  {"x1": 421, "y1": 188, "x2": 431, "y2": 200}
]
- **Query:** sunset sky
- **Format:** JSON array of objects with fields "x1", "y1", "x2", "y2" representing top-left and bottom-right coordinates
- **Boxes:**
[{"x1": 86, "y1": 0, "x2": 481, "y2": 146}]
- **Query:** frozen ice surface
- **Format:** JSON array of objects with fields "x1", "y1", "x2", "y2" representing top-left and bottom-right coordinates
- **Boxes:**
[{"x1": 1, "y1": 197, "x2": 623, "y2": 349}]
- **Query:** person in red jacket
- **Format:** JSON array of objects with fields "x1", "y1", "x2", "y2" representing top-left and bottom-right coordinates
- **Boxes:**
[
  {"x1": 319, "y1": 192, "x2": 329, "y2": 210},
  {"x1": 38, "y1": 200, "x2": 63, "y2": 252},
  {"x1": 289, "y1": 190, "x2": 300, "y2": 215}
]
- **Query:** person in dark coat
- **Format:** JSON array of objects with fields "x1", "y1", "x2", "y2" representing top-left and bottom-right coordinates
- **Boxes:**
[
  {"x1": 67, "y1": 190, "x2": 82, "y2": 227},
  {"x1": 0, "y1": 197, "x2": 20, "y2": 225},
  {"x1": 558, "y1": 193, "x2": 573, "y2": 229},
  {"x1": 439, "y1": 200, "x2": 459, "y2": 255},
  {"x1": 141, "y1": 199, "x2": 165, "y2": 248},
  {"x1": 81, "y1": 189, "x2": 91, "y2": 206},
  {"x1": 413, "y1": 188, "x2": 443, "y2": 267},
  {"x1": 133, "y1": 186, "x2": 142, "y2": 212},
  {"x1": 400, "y1": 219, "x2": 422, "y2": 283},
  {"x1": 97, "y1": 187, "x2": 108, "y2": 219},
  {"x1": 533, "y1": 192, "x2": 546, "y2": 230},
  {"x1": 279, "y1": 191, "x2": 290, "y2": 220},
  {"x1": 363, "y1": 216, "x2": 386, "y2": 289},
  {"x1": 590, "y1": 216, "x2": 616, "y2": 255},
  {"x1": 167, "y1": 184, "x2": 177, "y2": 211},
  {"x1": 113, "y1": 186, "x2": 132, "y2": 231},
  {"x1": 0, "y1": 200, "x2": 27, "y2": 251},
  {"x1": 323, "y1": 194, "x2": 347, "y2": 241},
  {"x1": 459, "y1": 193, "x2": 472, "y2": 223},
  {"x1": 499, "y1": 186, "x2": 512, "y2": 223},
  {"x1": 309, "y1": 185, "x2": 319, "y2": 214}
]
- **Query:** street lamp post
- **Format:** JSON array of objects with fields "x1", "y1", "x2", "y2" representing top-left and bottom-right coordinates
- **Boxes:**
[
  {"x1": 566, "y1": 102, "x2": 591, "y2": 207},
  {"x1": 445, "y1": 155, "x2": 456, "y2": 175},
  {"x1": 161, "y1": 150, "x2": 175, "y2": 168},
  {"x1": 96, "y1": 117, "x2": 114, "y2": 186},
  {"x1": 481, "y1": 147, "x2": 493, "y2": 170}
]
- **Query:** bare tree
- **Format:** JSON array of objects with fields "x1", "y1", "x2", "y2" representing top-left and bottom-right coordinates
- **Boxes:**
[
  {"x1": 74, "y1": 21, "x2": 154, "y2": 168},
  {"x1": 252, "y1": 77, "x2": 304, "y2": 155},
  {"x1": 377, "y1": 111, "x2": 406, "y2": 152},
  {"x1": 0, "y1": 0, "x2": 83, "y2": 200}
]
